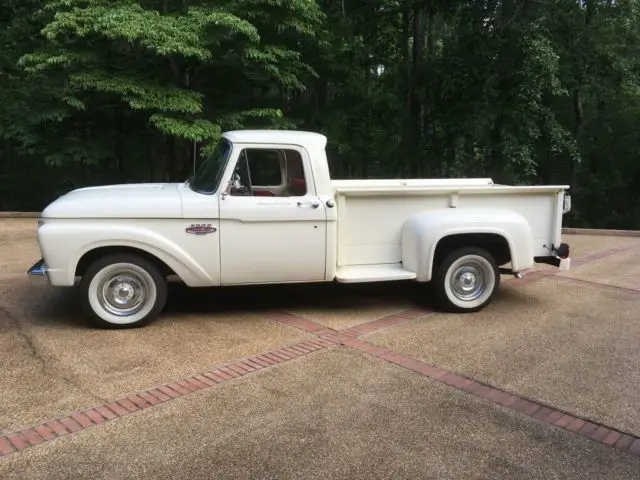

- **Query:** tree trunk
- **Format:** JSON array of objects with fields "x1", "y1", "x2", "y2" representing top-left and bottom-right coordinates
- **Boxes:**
[
  {"x1": 399, "y1": 0, "x2": 412, "y2": 176},
  {"x1": 570, "y1": 0, "x2": 595, "y2": 191},
  {"x1": 409, "y1": 2, "x2": 427, "y2": 176},
  {"x1": 115, "y1": 109, "x2": 125, "y2": 181},
  {"x1": 569, "y1": 87, "x2": 584, "y2": 190}
]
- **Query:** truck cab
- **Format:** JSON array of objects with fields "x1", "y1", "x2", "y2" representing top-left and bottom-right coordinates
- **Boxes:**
[{"x1": 181, "y1": 130, "x2": 337, "y2": 285}]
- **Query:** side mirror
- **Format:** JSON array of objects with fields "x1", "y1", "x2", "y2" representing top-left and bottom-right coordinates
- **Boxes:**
[{"x1": 221, "y1": 180, "x2": 232, "y2": 199}]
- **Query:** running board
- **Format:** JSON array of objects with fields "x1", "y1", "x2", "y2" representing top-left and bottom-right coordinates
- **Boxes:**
[{"x1": 335, "y1": 264, "x2": 417, "y2": 283}]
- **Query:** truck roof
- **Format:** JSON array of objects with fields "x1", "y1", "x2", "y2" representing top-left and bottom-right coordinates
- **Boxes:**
[{"x1": 222, "y1": 130, "x2": 328, "y2": 148}]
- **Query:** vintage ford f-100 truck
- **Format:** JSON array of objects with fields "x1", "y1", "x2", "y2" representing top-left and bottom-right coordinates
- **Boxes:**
[{"x1": 28, "y1": 130, "x2": 571, "y2": 328}]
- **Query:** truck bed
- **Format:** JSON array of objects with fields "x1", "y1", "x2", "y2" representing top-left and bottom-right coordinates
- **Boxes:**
[{"x1": 331, "y1": 179, "x2": 569, "y2": 276}]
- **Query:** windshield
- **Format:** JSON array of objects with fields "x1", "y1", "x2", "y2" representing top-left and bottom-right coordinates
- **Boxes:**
[{"x1": 190, "y1": 139, "x2": 232, "y2": 194}]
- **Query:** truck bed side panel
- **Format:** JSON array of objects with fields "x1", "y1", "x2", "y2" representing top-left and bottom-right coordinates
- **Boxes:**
[{"x1": 336, "y1": 189, "x2": 565, "y2": 268}]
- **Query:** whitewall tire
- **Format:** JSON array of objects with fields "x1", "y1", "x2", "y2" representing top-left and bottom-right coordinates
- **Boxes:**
[
  {"x1": 434, "y1": 247, "x2": 500, "y2": 313},
  {"x1": 80, "y1": 254, "x2": 168, "y2": 329}
]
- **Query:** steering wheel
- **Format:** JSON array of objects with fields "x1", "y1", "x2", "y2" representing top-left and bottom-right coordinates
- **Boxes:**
[{"x1": 230, "y1": 172, "x2": 251, "y2": 196}]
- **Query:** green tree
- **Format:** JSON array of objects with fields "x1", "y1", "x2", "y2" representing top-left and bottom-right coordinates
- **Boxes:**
[
  {"x1": 1, "y1": 0, "x2": 639, "y2": 228},
  {"x1": 16, "y1": 0, "x2": 323, "y2": 180}
]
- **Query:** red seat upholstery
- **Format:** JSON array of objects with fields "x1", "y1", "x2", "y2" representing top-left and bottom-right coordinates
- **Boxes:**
[
  {"x1": 253, "y1": 189, "x2": 276, "y2": 197},
  {"x1": 289, "y1": 178, "x2": 306, "y2": 196}
]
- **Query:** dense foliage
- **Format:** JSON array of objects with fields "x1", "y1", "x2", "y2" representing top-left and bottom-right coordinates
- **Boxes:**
[{"x1": 1, "y1": 0, "x2": 639, "y2": 228}]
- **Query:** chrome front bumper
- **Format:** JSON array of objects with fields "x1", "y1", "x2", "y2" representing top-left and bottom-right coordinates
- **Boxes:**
[{"x1": 27, "y1": 258, "x2": 49, "y2": 279}]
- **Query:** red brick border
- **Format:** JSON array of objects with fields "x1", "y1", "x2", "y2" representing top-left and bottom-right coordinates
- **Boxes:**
[
  {"x1": 0, "y1": 339, "x2": 334, "y2": 457},
  {"x1": 262, "y1": 310, "x2": 330, "y2": 334},
  {"x1": 340, "y1": 308, "x2": 433, "y2": 337},
  {"x1": 570, "y1": 243, "x2": 639, "y2": 268},
  {"x1": 346, "y1": 342, "x2": 640, "y2": 457},
  {"x1": 552, "y1": 275, "x2": 640, "y2": 294}
]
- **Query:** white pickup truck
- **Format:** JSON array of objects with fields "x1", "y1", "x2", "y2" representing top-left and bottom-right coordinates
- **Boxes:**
[{"x1": 28, "y1": 130, "x2": 571, "y2": 328}]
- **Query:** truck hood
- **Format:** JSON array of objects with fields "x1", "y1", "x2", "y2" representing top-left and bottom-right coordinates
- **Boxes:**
[{"x1": 41, "y1": 183, "x2": 183, "y2": 219}]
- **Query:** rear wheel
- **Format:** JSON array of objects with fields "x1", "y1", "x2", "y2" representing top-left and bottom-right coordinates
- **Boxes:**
[
  {"x1": 80, "y1": 253, "x2": 168, "y2": 329},
  {"x1": 433, "y1": 247, "x2": 500, "y2": 313}
]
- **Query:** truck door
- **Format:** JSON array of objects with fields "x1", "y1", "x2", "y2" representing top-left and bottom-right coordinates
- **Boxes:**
[{"x1": 218, "y1": 144, "x2": 327, "y2": 285}]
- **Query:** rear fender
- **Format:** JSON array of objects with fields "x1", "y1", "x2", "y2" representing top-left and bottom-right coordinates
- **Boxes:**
[{"x1": 401, "y1": 208, "x2": 534, "y2": 282}]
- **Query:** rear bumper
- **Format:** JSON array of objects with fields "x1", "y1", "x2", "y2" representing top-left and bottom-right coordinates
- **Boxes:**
[{"x1": 534, "y1": 242, "x2": 571, "y2": 271}]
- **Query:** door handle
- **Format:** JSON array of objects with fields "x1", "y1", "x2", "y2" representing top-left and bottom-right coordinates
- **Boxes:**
[{"x1": 297, "y1": 201, "x2": 320, "y2": 209}]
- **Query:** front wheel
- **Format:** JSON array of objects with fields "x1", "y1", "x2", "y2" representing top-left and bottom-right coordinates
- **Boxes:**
[
  {"x1": 433, "y1": 247, "x2": 500, "y2": 313},
  {"x1": 80, "y1": 253, "x2": 168, "y2": 329}
]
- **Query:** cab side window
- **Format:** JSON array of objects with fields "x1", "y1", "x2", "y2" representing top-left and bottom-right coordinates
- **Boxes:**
[
  {"x1": 230, "y1": 148, "x2": 308, "y2": 197},
  {"x1": 247, "y1": 150, "x2": 282, "y2": 186}
]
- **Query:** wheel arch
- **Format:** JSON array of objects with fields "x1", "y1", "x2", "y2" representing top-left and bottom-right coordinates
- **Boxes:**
[
  {"x1": 75, "y1": 245, "x2": 176, "y2": 279},
  {"x1": 401, "y1": 208, "x2": 534, "y2": 281},
  {"x1": 432, "y1": 233, "x2": 512, "y2": 273}
]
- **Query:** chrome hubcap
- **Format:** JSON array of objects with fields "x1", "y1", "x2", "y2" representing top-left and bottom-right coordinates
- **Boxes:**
[
  {"x1": 99, "y1": 271, "x2": 148, "y2": 317},
  {"x1": 450, "y1": 263, "x2": 486, "y2": 301}
]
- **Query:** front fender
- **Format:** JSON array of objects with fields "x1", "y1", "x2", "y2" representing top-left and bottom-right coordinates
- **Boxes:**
[
  {"x1": 401, "y1": 208, "x2": 534, "y2": 281},
  {"x1": 37, "y1": 220, "x2": 218, "y2": 287}
]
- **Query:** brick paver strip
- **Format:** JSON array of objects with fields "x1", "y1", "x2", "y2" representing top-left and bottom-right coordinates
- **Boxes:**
[
  {"x1": 93, "y1": 406, "x2": 117, "y2": 421},
  {"x1": 341, "y1": 308, "x2": 434, "y2": 338},
  {"x1": 168, "y1": 382, "x2": 191, "y2": 395},
  {"x1": 0, "y1": 437, "x2": 15, "y2": 455},
  {"x1": 157, "y1": 386, "x2": 181, "y2": 399},
  {"x1": 553, "y1": 275, "x2": 640, "y2": 294},
  {"x1": 128, "y1": 395, "x2": 151, "y2": 409},
  {"x1": 571, "y1": 243, "x2": 640, "y2": 267},
  {"x1": 70, "y1": 412, "x2": 94, "y2": 429},
  {"x1": 347, "y1": 340, "x2": 640, "y2": 458},
  {"x1": 202, "y1": 372, "x2": 225, "y2": 384},
  {"x1": 59, "y1": 418, "x2": 83, "y2": 433},
  {"x1": 117, "y1": 398, "x2": 140, "y2": 413},
  {"x1": 602, "y1": 431, "x2": 622, "y2": 446},
  {"x1": 615, "y1": 435, "x2": 636, "y2": 452},
  {"x1": 7, "y1": 434, "x2": 29, "y2": 451},
  {"x1": 147, "y1": 389, "x2": 172, "y2": 402},
  {"x1": 84, "y1": 409, "x2": 108, "y2": 424},
  {"x1": 0, "y1": 340, "x2": 331, "y2": 458},
  {"x1": 34, "y1": 425, "x2": 56, "y2": 441},
  {"x1": 20, "y1": 429, "x2": 44, "y2": 446},
  {"x1": 186, "y1": 377, "x2": 209, "y2": 389},
  {"x1": 263, "y1": 311, "x2": 329, "y2": 333},
  {"x1": 193, "y1": 374, "x2": 217, "y2": 387}
]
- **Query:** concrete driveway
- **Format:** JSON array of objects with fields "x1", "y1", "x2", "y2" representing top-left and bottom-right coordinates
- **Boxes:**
[{"x1": 1, "y1": 218, "x2": 639, "y2": 479}]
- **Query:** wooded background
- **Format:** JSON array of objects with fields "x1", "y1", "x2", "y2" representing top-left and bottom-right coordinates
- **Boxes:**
[{"x1": 1, "y1": 1, "x2": 639, "y2": 228}]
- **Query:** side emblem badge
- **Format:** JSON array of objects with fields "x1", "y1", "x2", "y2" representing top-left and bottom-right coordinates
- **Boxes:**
[{"x1": 186, "y1": 223, "x2": 217, "y2": 235}]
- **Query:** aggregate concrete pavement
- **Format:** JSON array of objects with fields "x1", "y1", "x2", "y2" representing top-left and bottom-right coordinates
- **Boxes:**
[
  {"x1": 0, "y1": 219, "x2": 41, "y2": 275},
  {"x1": 558, "y1": 244, "x2": 640, "y2": 291},
  {"x1": 284, "y1": 296, "x2": 413, "y2": 330},
  {"x1": 1, "y1": 348, "x2": 639, "y2": 480},
  {"x1": 561, "y1": 233, "x2": 640, "y2": 259},
  {"x1": 367, "y1": 251, "x2": 640, "y2": 437},
  {"x1": 0, "y1": 278, "x2": 313, "y2": 433},
  {"x1": 2, "y1": 218, "x2": 640, "y2": 477}
]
